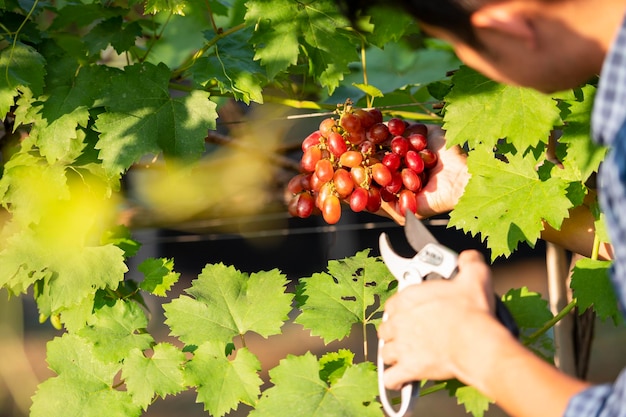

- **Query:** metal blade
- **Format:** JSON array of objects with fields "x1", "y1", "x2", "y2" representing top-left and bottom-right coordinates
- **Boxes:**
[
  {"x1": 404, "y1": 210, "x2": 439, "y2": 252},
  {"x1": 379, "y1": 233, "x2": 414, "y2": 280}
]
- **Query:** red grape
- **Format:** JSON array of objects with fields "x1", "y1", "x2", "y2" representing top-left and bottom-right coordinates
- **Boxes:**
[
  {"x1": 366, "y1": 186, "x2": 382, "y2": 212},
  {"x1": 354, "y1": 109, "x2": 376, "y2": 130},
  {"x1": 322, "y1": 194, "x2": 341, "y2": 224},
  {"x1": 387, "y1": 118, "x2": 406, "y2": 136},
  {"x1": 333, "y1": 168, "x2": 354, "y2": 198},
  {"x1": 350, "y1": 165, "x2": 370, "y2": 188},
  {"x1": 349, "y1": 187, "x2": 369, "y2": 212},
  {"x1": 287, "y1": 174, "x2": 306, "y2": 194},
  {"x1": 404, "y1": 123, "x2": 427, "y2": 137},
  {"x1": 405, "y1": 150, "x2": 425, "y2": 174},
  {"x1": 367, "y1": 123, "x2": 390, "y2": 144},
  {"x1": 408, "y1": 133, "x2": 427, "y2": 152},
  {"x1": 319, "y1": 118, "x2": 336, "y2": 138},
  {"x1": 398, "y1": 189, "x2": 417, "y2": 214},
  {"x1": 382, "y1": 152, "x2": 401, "y2": 172},
  {"x1": 419, "y1": 149, "x2": 438, "y2": 169},
  {"x1": 340, "y1": 150, "x2": 363, "y2": 168},
  {"x1": 327, "y1": 131, "x2": 347, "y2": 157},
  {"x1": 302, "y1": 131, "x2": 322, "y2": 151},
  {"x1": 346, "y1": 130, "x2": 366, "y2": 145},
  {"x1": 295, "y1": 192, "x2": 315, "y2": 218},
  {"x1": 368, "y1": 108, "x2": 383, "y2": 124},
  {"x1": 390, "y1": 136, "x2": 410, "y2": 156},
  {"x1": 340, "y1": 113, "x2": 361, "y2": 134},
  {"x1": 371, "y1": 163, "x2": 392, "y2": 187},
  {"x1": 301, "y1": 146, "x2": 321, "y2": 172},
  {"x1": 401, "y1": 168, "x2": 422, "y2": 192},
  {"x1": 385, "y1": 171, "x2": 403, "y2": 194},
  {"x1": 315, "y1": 158, "x2": 334, "y2": 183}
]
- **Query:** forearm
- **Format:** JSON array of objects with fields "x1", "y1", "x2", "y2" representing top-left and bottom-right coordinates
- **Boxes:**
[{"x1": 456, "y1": 317, "x2": 590, "y2": 417}]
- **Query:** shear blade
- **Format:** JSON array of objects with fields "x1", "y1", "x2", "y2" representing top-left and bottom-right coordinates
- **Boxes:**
[
  {"x1": 404, "y1": 210, "x2": 439, "y2": 252},
  {"x1": 379, "y1": 233, "x2": 414, "y2": 281}
]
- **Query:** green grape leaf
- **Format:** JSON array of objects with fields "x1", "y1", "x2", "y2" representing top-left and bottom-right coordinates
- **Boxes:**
[
  {"x1": 82, "y1": 17, "x2": 143, "y2": 56},
  {"x1": 449, "y1": 145, "x2": 574, "y2": 260},
  {"x1": 0, "y1": 42, "x2": 46, "y2": 116},
  {"x1": 319, "y1": 349, "x2": 354, "y2": 385},
  {"x1": 501, "y1": 287, "x2": 555, "y2": 359},
  {"x1": 164, "y1": 263, "x2": 293, "y2": 346},
  {"x1": 122, "y1": 343, "x2": 187, "y2": 410},
  {"x1": 145, "y1": 0, "x2": 187, "y2": 15},
  {"x1": 185, "y1": 342, "x2": 262, "y2": 417},
  {"x1": 443, "y1": 66, "x2": 562, "y2": 150},
  {"x1": 570, "y1": 258, "x2": 621, "y2": 324},
  {"x1": 502, "y1": 287, "x2": 554, "y2": 329},
  {"x1": 446, "y1": 380, "x2": 492, "y2": 417},
  {"x1": 138, "y1": 257, "x2": 180, "y2": 296},
  {"x1": 94, "y1": 62, "x2": 218, "y2": 173},
  {"x1": 191, "y1": 28, "x2": 265, "y2": 104},
  {"x1": 102, "y1": 225, "x2": 142, "y2": 259},
  {"x1": 48, "y1": 3, "x2": 123, "y2": 30},
  {"x1": 31, "y1": 334, "x2": 141, "y2": 417},
  {"x1": 556, "y1": 84, "x2": 607, "y2": 183},
  {"x1": 245, "y1": 0, "x2": 358, "y2": 93},
  {"x1": 357, "y1": 6, "x2": 415, "y2": 47},
  {"x1": 78, "y1": 299, "x2": 154, "y2": 363},
  {"x1": 251, "y1": 352, "x2": 381, "y2": 417},
  {"x1": 295, "y1": 249, "x2": 394, "y2": 344}
]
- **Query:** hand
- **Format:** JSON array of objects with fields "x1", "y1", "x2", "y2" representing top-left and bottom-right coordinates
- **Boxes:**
[
  {"x1": 378, "y1": 250, "x2": 498, "y2": 390},
  {"x1": 378, "y1": 125, "x2": 469, "y2": 225}
]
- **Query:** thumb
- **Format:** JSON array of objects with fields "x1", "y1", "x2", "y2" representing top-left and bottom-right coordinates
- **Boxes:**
[{"x1": 456, "y1": 249, "x2": 495, "y2": 308}]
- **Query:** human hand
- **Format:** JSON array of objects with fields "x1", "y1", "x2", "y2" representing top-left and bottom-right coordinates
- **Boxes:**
[
  {"x1": 378, "y1": 125, "x2": 469, "y2": 225},
  {"x1": 377, "y1": 250, "x2": 500, "y2": 390}
]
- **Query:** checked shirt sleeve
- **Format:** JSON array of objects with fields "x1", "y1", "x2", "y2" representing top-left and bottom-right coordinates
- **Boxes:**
[{"x1": 564, "y1": 369, "x2": 626, "y2": 417}]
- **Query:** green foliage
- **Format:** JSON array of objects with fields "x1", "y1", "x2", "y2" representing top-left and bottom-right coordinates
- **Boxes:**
[
  {"x1": 571, "y1": 258, "x2": 622, "y2": 324},
  {"x1": 295, "y1": 249, "x2": 394, "y2": 343},
  {"x1": 0, "y1": 0, "x2": 619, "y2": 416},
  {"x1": 251, "y1": 352, "x2": 381, "y2": 417}
]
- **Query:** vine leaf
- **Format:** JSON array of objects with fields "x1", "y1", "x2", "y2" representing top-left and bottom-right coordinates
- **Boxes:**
[
  {"x1": 31, "y1": 334, "x2": 141, "y2": 417},
  {"x1": 191, "y1": 28, "x2": 265, "y2": 104},
  {"x1": 250, "y1": 352, "x2": 381, "y2": 417},
  {"x1": 501, "y1": 287, "x2": 555, "y2": 359},
  {"x1": 122, "y1": 343, "x2": 187, "y2": 410},
  {"x1": 449, "y1": 145, "x2": 574, "y2": 260},
  {"x1": 295, "y1": 249, "x2": 394, "y2": 344},
  {"x1": 185, "y1": 341, "x2": 262, "y2": 417},
  {"x1": 0, "y1": 42, "x2": 46, "y2": 116},
  {"x1": 78, "y1": 299, "x2": 154, "y2": 363},
  {"x1": 245, "y1": 0, "x2": 358, "y2": 93},
  {"x1": 443, "y1": 66, "x2": 562, "y2": 151},
  {"x1": 446, "y1": 380, "x2": 493, "y2": 417},
  {"x1": 94, "y1": 62, "x2": 218, "y2": 173},
  {"x1": 164, "y1": 263, "x2": 293, "y2": 346},
  {"x1": 556, "y1": 84, "x2": 607, "y2": 183},
  {"x1": 571, "y1": 258, "x2": 621, "y2": 324},
  {"x1": 138, "y1": 257, "x2": 180, "y2": 296}
]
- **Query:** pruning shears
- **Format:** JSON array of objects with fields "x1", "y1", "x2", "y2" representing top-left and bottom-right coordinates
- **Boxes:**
[{"x1": 377, "y1": 212, "x2": 519, "y2": 417}]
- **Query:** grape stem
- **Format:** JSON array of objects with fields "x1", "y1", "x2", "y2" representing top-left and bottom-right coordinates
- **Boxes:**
[{"x1": 524, "y1": 299, "x2": 577, "y2": 346}]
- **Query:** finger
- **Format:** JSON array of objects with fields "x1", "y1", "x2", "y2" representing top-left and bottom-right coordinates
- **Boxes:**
[
  {"x1": 383, "y1": 363, "x2": 415, "y2": 391},
  {"x1": 456, "y1": 249, "x2": 491, "y2": 286}
]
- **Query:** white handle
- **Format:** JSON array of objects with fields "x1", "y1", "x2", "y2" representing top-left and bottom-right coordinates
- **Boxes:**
[{"x1": 377, "y1": 312, "x2": 418, "y2": 417}]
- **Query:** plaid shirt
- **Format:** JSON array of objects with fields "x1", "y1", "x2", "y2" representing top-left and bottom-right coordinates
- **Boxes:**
[{"x1": 564, "y1": 12, "x2": 626, "y2": 417}]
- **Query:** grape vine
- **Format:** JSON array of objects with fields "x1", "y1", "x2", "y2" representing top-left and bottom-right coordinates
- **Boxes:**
[{"x1": 0, "y1": 0, "x2": 621, "y2": 416}]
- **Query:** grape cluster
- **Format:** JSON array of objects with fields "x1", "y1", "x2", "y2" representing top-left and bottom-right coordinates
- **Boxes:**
[{"x1": 286, "y1": 106, "x2": 438, "y2": 224}]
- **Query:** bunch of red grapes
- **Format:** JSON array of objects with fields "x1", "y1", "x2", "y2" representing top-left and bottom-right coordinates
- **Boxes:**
[{"x1": 286, "y1": 105, "x2": 437, "y2": 224}]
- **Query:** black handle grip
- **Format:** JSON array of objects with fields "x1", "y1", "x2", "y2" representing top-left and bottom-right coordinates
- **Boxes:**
[{"x1": 494, "y1": 295, "x2": 519, "y2": 338}]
